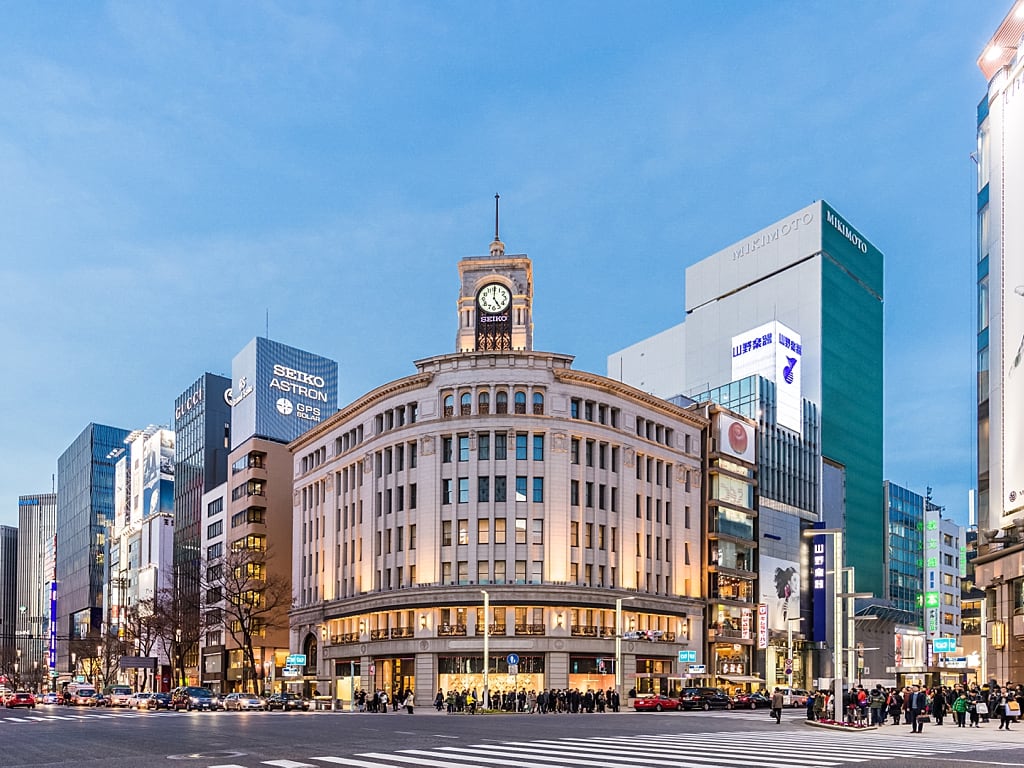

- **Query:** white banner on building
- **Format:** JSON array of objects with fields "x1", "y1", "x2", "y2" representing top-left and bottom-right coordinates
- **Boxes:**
[{"x1": 731, "y1": 320, "x2": 803, "y2": 433}]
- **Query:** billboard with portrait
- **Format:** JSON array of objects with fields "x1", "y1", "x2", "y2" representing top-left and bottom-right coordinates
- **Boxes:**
[{"x1": 758, "y1": 554, "x2": 801, "y2": 632}]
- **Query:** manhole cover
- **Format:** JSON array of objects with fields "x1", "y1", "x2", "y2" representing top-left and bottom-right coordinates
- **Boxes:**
[{"x1": 168, "y1": 750, "x2": 247, "y2": 760}]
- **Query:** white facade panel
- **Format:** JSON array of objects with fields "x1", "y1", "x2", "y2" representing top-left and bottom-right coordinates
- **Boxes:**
[{"x1": 606, "y1": 321, "x2": 686, "y2": 399}]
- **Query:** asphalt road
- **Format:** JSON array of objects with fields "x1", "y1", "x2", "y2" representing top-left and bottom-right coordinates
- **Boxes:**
[{"x1": 2, "y1": 705, "x2": 1023, "y2": 768}]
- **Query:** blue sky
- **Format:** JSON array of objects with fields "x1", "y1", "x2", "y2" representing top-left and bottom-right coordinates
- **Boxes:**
[{"x1": 0, "y1": 1, "x2": 1005, "y2": 529}]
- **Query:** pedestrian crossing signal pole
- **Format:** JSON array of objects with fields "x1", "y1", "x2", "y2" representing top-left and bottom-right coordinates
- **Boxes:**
[
  {"x1": 480, "y1": 590, "x2": 489, "y2": 710},
  {"x1": 615, "y1": 596, "x2": 635, "y2": 702}
]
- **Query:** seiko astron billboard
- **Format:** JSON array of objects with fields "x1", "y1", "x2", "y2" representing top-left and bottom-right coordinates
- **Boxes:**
[{"x1": 227, "y1": 337, "x2": 338, "y2": 449}]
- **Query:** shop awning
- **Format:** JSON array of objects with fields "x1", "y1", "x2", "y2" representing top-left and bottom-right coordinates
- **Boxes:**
[{"x1": 719, "y1": 675, "x2": 764, "y2": 684}]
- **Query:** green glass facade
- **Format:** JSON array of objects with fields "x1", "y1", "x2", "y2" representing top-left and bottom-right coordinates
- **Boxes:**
[{"x1": 820, "y1": 202, "x2": 884, "y2": 598}]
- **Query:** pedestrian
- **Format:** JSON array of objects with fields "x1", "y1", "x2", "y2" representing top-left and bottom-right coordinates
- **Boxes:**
[
  {"x1": 887, "y1": 688, "x2": 902, "y2": 726},
  {"x1": 953, "y1": 691, "x2": 968, "y2": 727},
  {"x1": 403, "y1": 690, "x2": 414, "y2": 714},
  {"x1": 998, "y1": 687, "x2": 1017, "y2": 730},
  {"x1": 378, "y1": 689, "x2": 388, "y2": 712},
  {"x1": 932, "y1": 686, "x2": 947, "y2": 725},
  {"x1": 806, "y1": 690, "x2": 816, "y2": 721},
  {"x1": 771, "y1": 687, "x2": 784, "y2": 724},
  {"x1": 908, "y1": 685, "x2": 928, "y2": 733}
]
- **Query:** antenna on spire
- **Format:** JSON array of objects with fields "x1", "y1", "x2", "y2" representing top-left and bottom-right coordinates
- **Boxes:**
[
  {"x1": 494, "y1": 193, "x2": 500, "y2": 241},
  {"x1": 490, "y1": 193, "x2": 505, "y2": 257}
]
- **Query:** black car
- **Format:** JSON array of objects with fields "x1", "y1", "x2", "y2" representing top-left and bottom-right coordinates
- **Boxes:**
[
  {"x1": 733, "y1": 691, "x2": 772, "y2": 709},
  {"x1": 147, "y1": 692, "x2": 172, "y2": 710},
  {"x1": 680, "y1": 687, "x2": 733, "y2": 711},
  {"x1": 266, "y1": 693, "x2": 310, "y2": 711},
  {"x1": 171, "y1": 686, "x2": 217, "y2": 711}
]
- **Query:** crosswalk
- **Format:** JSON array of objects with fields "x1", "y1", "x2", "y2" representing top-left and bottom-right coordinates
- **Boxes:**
[
  {"x1": 200, "y1": 729, "x2": 1015, "y2": 768},
  {"x1": 0, "y1": 710, "x2": 166, "y2": 724}
]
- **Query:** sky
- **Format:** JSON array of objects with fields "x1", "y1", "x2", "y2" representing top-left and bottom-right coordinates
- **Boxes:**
[{"x1": 0, "y1": 1, "x2": 1007, "y2": 530}]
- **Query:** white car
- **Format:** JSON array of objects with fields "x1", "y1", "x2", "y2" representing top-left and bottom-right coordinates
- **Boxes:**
[
  {"x1": 129, "y1": 692, "x2": 153, "y2": 709},
  {"x1": 222, "y1": 692, "x2": 265, "y2": 711}
]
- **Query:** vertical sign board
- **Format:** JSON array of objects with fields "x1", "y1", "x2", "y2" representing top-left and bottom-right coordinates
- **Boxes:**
[
  {"x1": 740, "y1": 607, "x2": 752, "y2": 640},
  {"x1": 731, "y1": 320, "x2": 803, "y2": 433},
  {"x1": 756, "y1": 604, "x2": 769, "y2": 649},
  {"x1": 924, "y1": 503, "x2": 940, "y2": 640},
  {"x1": 812, "y1": 528, "x2": 828, "y2": 643}
]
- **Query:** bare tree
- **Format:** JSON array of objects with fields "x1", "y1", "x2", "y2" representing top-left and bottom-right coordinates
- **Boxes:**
[{"x1": 211, "y1": 543, "x2": 290, "y2": 694}]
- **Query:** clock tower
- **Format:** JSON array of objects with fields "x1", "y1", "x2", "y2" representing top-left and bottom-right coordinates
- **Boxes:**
[{"x1": 455, "y1": 198, "x2": 534, "y2": 353}]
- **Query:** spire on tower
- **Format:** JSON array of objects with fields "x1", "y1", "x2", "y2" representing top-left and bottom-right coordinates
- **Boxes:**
[{"x1": 490, "y1": 193, "x2": 505, "y2": 257}]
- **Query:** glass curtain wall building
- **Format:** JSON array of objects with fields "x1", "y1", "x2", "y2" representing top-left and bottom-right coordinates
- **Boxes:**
[
  {"x1": 884, "y1": 481, "x2": 926, "y2": 623},
  {"x1": 16, "y1": 493, "x2": 57, "y2": 680},
  {"x1": 55, "y1": 423, "x2": 129, "y2": 673},
  {"x1": 173, "y1": 373, "x2": 231, "y2": 685}
]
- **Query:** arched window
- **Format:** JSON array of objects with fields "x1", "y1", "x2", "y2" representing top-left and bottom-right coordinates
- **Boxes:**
[
  {"x1": 478, "y1": 392, "x2": 490, "y2": 415},
  {"x1": 514, "y1": 391, "x2": 527, "y2": 414},
  {"x1": 443, "y1": 394, "x2": 454, "y2": 418},
  {"x1": 496, "y1": 390, "x2": 508, "y2": 414},
  {"x1": 460, "y1": 393, "x2": 472, "y2": 416},
  {"x1": 533, "y1": 392, "x2": 545, "y2": 415}
]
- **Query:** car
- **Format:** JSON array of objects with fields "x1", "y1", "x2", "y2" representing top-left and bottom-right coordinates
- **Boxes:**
[
  {"x1": 40, "y1": 692, "x2": 60, "y2": 705},
  {"x1": 147, "y1": 692, "x2": 172, "y2": 710},
  {"x1": 170, "y1": 686, "x2": 217, "y2": 711},
  {"x1": 89, "y1": 692, "x2": 108, "y2": 707},
  {"x1": 128, "y1": 692, "x2": 152, "y2": 709},
  {"x1": 5, "y1": 692, "x2": 36, "y2": 709},
  {"x1": 679, "y1": 687, "x2": 733, "y2": 711},
  {"x1": 779, "y1": 687, "x2": 811, "y2": 708},
  {"x1": 222, "y1": 692, "x2": 266, "y2": 711},
  {"x1": 632, "y1": 693, "x2": 682, "y2": 712},
  {"x1": 266, "y1": 693, "x2": 310, "y2": 711},
  {"x1": 106, "y1": 686, "x2": 133, "y2": 707},
  {"x1": 733, "y1": 691, "x2": 772, "y2": 709}
]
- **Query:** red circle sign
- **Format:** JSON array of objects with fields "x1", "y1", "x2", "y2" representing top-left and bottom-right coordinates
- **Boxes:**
[{"x1": 728, "y1": 422, "x2": 748, "y2": 455}]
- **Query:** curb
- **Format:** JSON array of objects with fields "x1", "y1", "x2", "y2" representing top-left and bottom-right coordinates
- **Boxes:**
[{"x1": 804, "y1": 720, "x2": 878, "y2": 732}]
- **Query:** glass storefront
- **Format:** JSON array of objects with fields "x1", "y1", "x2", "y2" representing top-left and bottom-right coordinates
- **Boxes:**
[
  {"x1": 631, "y1": 657, "x2": 674, "y2": 696},
  {"x1": 371, "y1": 657, "x2": 415, "y2": 702},
  {"x1": 436, "y1": 655, "x2": 545, "y2": 696},
  {"x1": 568, "y1": 656, "x2": 615, "y2": 693},
  {"x1": 333, "y1": 659, "x2": 362, "y2": 707}
]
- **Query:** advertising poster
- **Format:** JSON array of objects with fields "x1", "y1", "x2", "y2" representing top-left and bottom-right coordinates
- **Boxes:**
[{"x1": 758, "y1": 554, "x2": 801, "y2": 632}]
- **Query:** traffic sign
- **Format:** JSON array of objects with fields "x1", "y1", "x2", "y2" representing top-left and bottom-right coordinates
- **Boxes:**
[
  {"x1": 282, "y1": 666, "x2": 300, "y2": 677},
  {"x1": 678, "y1": 650, "x2": 697, "y2": 663},
  {"x1": 285, "y1": 654, "x2": 307, "y2": 667},
  {"x1": 509, "y1": 664, "x2": 519, "y2": 676},
  {"x1": 506, "y1": 653, "x2": 520, "y2": 666},
  {"x1": 688, "y1": 664, "x2": 706, "y2": 674},
  {"x1": 932, "y1": 637, "x2": 956, "y2": 653}
]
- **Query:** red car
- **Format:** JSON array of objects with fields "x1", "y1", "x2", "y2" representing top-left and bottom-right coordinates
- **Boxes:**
[
  {"x1": 5, "y1": 692, "x2": 36, "y2": 709},
  {"x1": 633, "y1": 694, "x2": 681, "y2": 712}
]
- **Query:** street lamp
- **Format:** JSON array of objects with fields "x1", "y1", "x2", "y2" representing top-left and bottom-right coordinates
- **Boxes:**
[
  {"x1": 174, "y1": 628, "x2": 182, "y2": 687},
  {"x1": 786, "y1": 617, "x2": 804, "y2": 692},
  {"x1": 479, "y1": 590, "x2": 489, "y2": 709},
  {"x1": 803, "y1": 528, "x2": 843, "y2": 721},
  {"x1": 615, "y1": 596, "x2": 636, "y2": 701}
]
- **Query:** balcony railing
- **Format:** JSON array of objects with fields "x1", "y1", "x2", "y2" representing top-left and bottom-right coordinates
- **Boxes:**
[
  {"x1": 438, "y1": 624, "x2": 467, "y2": 636},
  {"x1": 474, "y1": 624, "x2": 507, "y2": 636},
  {"x1": 514, "y1": 623, "x2": 546, "y2": 636},
  {"x1": 390, "y1": 627, "x2": 414, "y2": 639},
  {"x1": 711, "y1": 624, "x2": 746, "y2": 639},
  {"x1": 572, "y1": 625, "x2": 599, "y2": 637},
  {"x1": 369, "y1": 629, "x2": 389, "y2": 641}
]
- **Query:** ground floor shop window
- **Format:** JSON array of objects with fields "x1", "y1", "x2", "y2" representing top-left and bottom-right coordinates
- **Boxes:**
[{"x1": 568, "y1": 655, "x2": 615, "y2": 693}]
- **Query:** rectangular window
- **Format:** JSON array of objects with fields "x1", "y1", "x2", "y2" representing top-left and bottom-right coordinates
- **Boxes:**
[
  {"x1": 532, "y1": 518, "x2": 543, "y2": 543},
  {"x1": 570, "y1": 480, "x2": 579, "y2": 506},
  {"x1": 495, "y1": 433, "x2": 507, "y2": 460},
  {"x1": 585, "y1": 482, "x2": 594, "y2": 507},
  {"x1": 495, "y1": 518, "x2": 507, "y2": 544},
  {"x1": 533, "y1": 434, "x2": 544, "y2": 461},
  {"x1": 458, "y1": 519, "x2": 469, "y2": 545},
  {"x1": 409, "y1": 524, "x2": 416, "y2": 550},
  {"x1": 515, "y1": 518, "x2": 527, "y2": 544},
  {"x1": 409, "y1": 441, "x2": 417, "y2": 468},
  {"x1": 571, "y1": 438, "x2": 580, "y2": 464},
  {"x1": 495, "y1": 476, "x2": 507, "y2": 502},
  {"x1": 459, "y1": 435, "x2": 470, "y2": 461},
  {"x1": 410, "y1": 483, "x2": 417, "y2": 509},
  {"x1": 442, "y1": 437, "x2": 453, "y2": 463},
  {"x1": 598, "y1": 524, "x2": 606, "y2": 550},
  {"x1": 516, "y1": 433, "x2": 528, "y2": 460},
  {"x1": 585, "y1": 440, "x2": 594, "y2": 467},
  {"x1": 585, "y1": 523, "x2": 593, "y2": 548},
  {"x1": 478, "y1": 477, "x2": 490, "y2": 502},
  {"x1": 478, "y1": 519, "x2": 490, "y2": 544},
  {"x1": 207, "y1": 543, "x2": 223, "y2": 560},
  {"x1": 478, "y1": 433, "x2": 490, "y2": 460},
  {"x1": 458, "y1": 477, "x2": 469, "y2": 503},
  {"x1": 516, "y1": 476, "x2": 528, "y2": 502},
  {"x1": 207, "y1": 520, "x2": 223, "y2": 538},
  {"x1": 441, "y1": 479, "x2": 453, "y2": 505},
  {"x1": 571, "y1": 521, "x2": 579, "y2": 547},
  {"x1": 477, "y1": 561, "x2": 489, "y2": 584},
  {"x1": 442, "y1": 521, "x2": 452, "y2": 547},
  {"x1": 494, "y1": 560, "x2": 506, "y2": 582},
  {"x1": 533, "y1": 477, "x2": 544, "y2": 503},
  {"x1": 515, "y1": 560, "x2": 527, "y2": 583}
]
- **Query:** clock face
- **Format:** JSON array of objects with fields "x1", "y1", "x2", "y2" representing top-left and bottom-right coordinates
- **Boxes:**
[{"x1": 477, "y1": 283, "x2": 511, "y2": 313}]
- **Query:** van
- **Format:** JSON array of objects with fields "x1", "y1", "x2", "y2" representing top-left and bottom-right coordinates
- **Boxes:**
[
  {"x1": 105, "y1": 685, "x2": 133, "y2": 707},
  {"x1": 779, "y1": 687, "x2": 810, "y2": 707},
  {"x1": 65, "y1": 684, "x2": 98, "y2": 706}
]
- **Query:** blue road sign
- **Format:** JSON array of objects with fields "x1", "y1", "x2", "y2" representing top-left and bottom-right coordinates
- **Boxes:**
[
  {"x1": 678, "y1": 650, "x2": 697, "y2": 663},
  {"x1": 507, "y1": 653, "x2": 520, "y2": 666}
]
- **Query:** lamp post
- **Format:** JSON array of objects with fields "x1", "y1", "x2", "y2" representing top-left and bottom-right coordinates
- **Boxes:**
[
  {"x1": 95, "y1": 645, "x2": 102, "y2": 689},
  {"x1": 803, "y1": 528, "x2": 843, "y2": 721},
  {"x1": 174, "y1": 628, "x2": 182, "y2": 688},
  {"x1": 615, "y1": 596, "x2": 636, "y2": 702},
  {"x1": 480, "y1": 590, "x2": 489, "y2": 710},
  {"x1": 786, "y1": 617, "x2": 804, "y2": 692}
]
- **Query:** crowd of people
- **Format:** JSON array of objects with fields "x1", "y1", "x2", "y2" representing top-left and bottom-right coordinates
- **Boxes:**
[
  {"x1": 429, "y1": 687, "x2": 621, "y2": 714},
  {"x1": 802, "y1": 680, "x2": 1021, "y2": 730}
]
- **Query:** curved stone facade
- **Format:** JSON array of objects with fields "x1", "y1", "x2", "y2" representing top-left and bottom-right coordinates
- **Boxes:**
[{"x1": 289, "y1": 350, "x2": 707, "y2": 706}]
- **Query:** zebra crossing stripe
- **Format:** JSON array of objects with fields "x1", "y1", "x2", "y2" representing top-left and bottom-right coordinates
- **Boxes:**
[
  {"x1": 525, "y1": 737, "x2": 841, "y2": 767},
  {"x1": 262, "y1": 760, "x2": 319, "y2": 767},
  {"x1": 312, "y1": 757, "x2": 409, "y2": 767},
  {"x1": 626, "y1": 733, "x2": 896, "y2": 761},
  {"x1": 426, "y1": 744, "x2": 713, "y2": 768},
  {"x1": 359, "y1": 753, "x2": 486, "y2": 768}
]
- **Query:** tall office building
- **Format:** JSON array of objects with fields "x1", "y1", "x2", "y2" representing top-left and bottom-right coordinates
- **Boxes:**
[
  {"x1": 973, "y1": 0, "x2": 1024, "y2": 684},
  {"x1": 55, "y1": 423, "x2": 130, "y2": 673},
  {"x1": 173, "y1": 373, "x2": 231, "y2": 684},
  {"x1": 16, "y1": 493, "x2": 57, "y2": 683},
  {"x1": 0, "y1": 526, "x2": 17, "y2": 661},
  {"x1": 609, "y1": 200, "x2": 885, "y2": 598}
]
